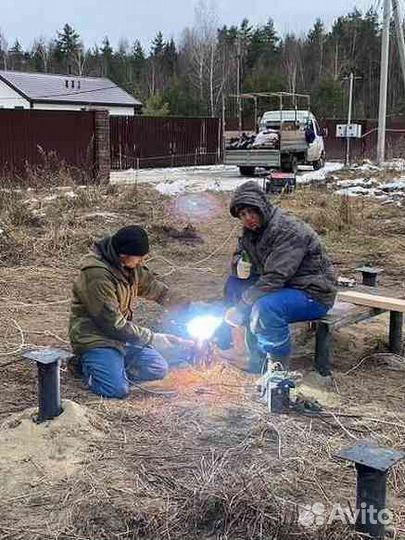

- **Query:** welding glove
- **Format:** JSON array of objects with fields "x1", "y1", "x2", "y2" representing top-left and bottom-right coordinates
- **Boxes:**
[
  {"x1": 152, "y1": 332, "x2": 194, "y2": 357},
  {"x1": 224, "y1": 303, "x2": 250, "y2": 328}
]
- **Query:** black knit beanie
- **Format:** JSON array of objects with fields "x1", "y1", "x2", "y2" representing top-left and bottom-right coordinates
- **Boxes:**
[{"x1": 112, "y1": 226, "x2": 149, "y2": 256}]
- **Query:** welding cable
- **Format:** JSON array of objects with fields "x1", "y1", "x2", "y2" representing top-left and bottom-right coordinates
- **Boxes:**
[{"x1": 131, "y1": 383, "x2": 177, "y2": 398}]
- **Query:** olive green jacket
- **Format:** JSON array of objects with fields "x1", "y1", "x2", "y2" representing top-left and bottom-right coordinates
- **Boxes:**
[{"x1": 69, "y1": 236, "x2": 168, "y2": 354}]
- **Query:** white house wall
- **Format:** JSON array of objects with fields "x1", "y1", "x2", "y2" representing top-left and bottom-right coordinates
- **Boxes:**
[
  {"x1": 32, "y1": 102, "x2": 135, "y2": 115},
  {"x1": 0, "y1": 79, "x2": 30, "y2": 108}
]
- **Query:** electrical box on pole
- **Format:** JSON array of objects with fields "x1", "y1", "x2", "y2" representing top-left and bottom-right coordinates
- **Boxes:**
[{"x1": 336, "y1": 124, "x2": 362, "y2": 138}]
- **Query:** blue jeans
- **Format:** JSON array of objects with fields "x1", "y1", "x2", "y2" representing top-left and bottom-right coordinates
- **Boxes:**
[
  {"x1": 80, "y1": 345, "x2": 168, "y2": 399},
  {"x1": 224, "y1": 276, "x2": 329, "y2": 371}
]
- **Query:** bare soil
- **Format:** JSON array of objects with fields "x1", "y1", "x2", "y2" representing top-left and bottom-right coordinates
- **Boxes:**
[{"x1": 0, "y1": 174, "x2": 404, "y2": 540}]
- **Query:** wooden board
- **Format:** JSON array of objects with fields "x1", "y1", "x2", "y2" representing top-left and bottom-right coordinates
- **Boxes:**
[
  {"x1": 322, "y1": 301, "x2": 384, "y2": 329},
  {"x1": 337, "y1": 290, "x2": 405, "y2": 313}
]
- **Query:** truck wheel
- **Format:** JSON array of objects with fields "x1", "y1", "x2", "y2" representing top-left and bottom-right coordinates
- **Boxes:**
[
  {"x1": 239, "y1": 166, "x2": 256, "y2": 176},
  {"x1": 313, "y1": 153, "x2": 325, "y2": 170}
]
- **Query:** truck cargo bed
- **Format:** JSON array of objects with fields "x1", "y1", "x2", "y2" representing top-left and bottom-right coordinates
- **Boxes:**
[{"x1": 224, "y1": 149, "x2": 281, "y2": 168}]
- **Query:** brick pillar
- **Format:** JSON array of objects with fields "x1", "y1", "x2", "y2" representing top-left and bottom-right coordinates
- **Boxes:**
[{"x1": 93, "y1": 110, "x2": 111, "y2": 184}]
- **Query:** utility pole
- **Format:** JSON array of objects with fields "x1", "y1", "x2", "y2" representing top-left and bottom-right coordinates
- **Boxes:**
[
  {"x1": 346, "y1": 72, "x2": 354, "y2": 166},
  {"x1": 236, "y1": 37, "x2": 242, "y2": 133},
  {"x1": 392, "y1": 0, "x2": 405, "y2": 87},
  {"x1": 377, "y1": 0, "x2": 391, "y2": 164}
]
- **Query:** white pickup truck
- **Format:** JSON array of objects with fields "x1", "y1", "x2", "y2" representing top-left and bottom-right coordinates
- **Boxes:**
[{"x1": 224, "y1": 109, "x2": 326, "y2": 176}]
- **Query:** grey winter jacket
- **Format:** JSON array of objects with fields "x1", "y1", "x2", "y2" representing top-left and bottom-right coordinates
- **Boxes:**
[{"x1": 229, "y1": 181, "x2": 337, "y2": 308}]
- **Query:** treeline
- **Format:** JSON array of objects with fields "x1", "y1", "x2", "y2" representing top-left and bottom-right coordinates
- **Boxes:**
[{"x1": 0, "y1": 4, "x2": 403, "y2": 119}]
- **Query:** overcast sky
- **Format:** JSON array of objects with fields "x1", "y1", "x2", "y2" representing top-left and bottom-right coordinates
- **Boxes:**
[{"x1": 2, "y1": 0, "x2": 377, "y2": 50}]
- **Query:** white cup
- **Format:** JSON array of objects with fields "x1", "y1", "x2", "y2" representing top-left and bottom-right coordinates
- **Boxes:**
[{"x1": 236, "y1": 259, "x2": 251, "y2": 279}]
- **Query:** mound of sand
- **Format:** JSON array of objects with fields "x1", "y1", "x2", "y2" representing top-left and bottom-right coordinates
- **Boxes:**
[{"x1": 0, "y1": 399, "x2": 104, "y2": 499}]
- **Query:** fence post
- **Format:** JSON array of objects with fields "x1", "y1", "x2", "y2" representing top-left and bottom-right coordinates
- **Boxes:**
[{"x1": 93, "y1": 110, "x2": 111, "y2": 184}]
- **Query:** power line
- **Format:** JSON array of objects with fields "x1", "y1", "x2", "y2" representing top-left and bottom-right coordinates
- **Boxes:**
[
  {"x1": 37, "y1": 84, "x2": 118, "y2": 99},
  {"x1": 0, "y1": 83, "x2": 133, "y2": 101}
]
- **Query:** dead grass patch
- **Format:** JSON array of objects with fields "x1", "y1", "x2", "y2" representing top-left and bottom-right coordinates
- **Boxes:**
[
  {"x1": 0, "y1": 363, "x2": 403, "y2": 540},
  {"x1": 0, "y1": 171, "x2": 403, "y2": 539},
  {"x1": 279, "y1": 186, "x2": 405, "y2": 281}
]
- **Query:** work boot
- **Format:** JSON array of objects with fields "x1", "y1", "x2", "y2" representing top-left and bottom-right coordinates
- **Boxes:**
[{"x1": 245, "y1": 328, "x2": 267, "y2": 373}]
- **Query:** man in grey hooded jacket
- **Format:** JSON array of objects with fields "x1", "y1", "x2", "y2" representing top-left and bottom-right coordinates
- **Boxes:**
[{"x1": 223, "y1": 181, "x2": 336, "y2": 373}]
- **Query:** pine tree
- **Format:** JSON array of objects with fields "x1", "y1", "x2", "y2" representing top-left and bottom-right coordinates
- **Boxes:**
[
  {"x1": 9, "y1": 39, "x2": 25, "y2": 70},
  {"x1": 246, "y1": 18, "x2": 279, "y2": 69},
  {"x1": 55, "y1": 24, "x2": 80, "y2": 58},
  {"x1": 163, "y1": 39, "x2": 177, "y2": 75},
  {"x1": 143, "y1": 92, "x2": 170, "y2": 116},
  {"x1": 100, "y1": 36, "x2": 113, "y2": 77},
  {"x1": 151, "y1": 31, "x2": 165, "y2": 56},
  {"x1": 101, "y1": 36, "x2": 113, "y2": 57},
  {"x1": 54, "y1": 23, "x2": 81, "y2": 74}
]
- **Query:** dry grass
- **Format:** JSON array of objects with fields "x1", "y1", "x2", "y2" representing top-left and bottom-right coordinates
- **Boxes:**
[
  {"x1": 1, "y1": 148, "x2": 91, "y2": 189},
  {"x1": 279, "y1": 186, "x2": 405, "y2": 284},
  {"x1": 0, "y1": 362, "x2": 404, "y2": 540},
  {"x1": 0, "y1": 365, "x2": 405, "y2": 540},
  {"x1": 0, "y1": 171, "x2": 404, "y2": 539}
]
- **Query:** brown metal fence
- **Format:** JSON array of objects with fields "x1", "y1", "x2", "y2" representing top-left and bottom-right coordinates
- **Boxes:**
[
  {"x1": 0, "y1": 109, "x2": 95, "y2": 178},
  {"x1": 320, "y1": 118, "x2": 405, "y2": 161},
  {"x1": 110, "y1": 116, "x2": 222, "y2": 169}
]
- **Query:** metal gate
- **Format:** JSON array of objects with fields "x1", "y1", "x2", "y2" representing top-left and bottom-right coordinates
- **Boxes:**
[
  {"x1": 110, "y1": 116, "x2": 222, "y2": 169},
  {"x1": 0, "y1": 109, "x2": 95, "y2": 178}
]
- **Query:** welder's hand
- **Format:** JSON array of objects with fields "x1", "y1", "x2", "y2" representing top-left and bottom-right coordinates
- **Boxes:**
[
  {"x1": 224, "y1": 307, "x2": 246, "y2": 328},
  {"x1": 152, "y1": 333, "x2": 194, "y2": 356}
]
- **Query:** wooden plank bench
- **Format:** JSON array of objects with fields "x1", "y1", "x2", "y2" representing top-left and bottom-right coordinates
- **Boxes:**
[{"x1": 314, "y1": 288, "x2": 404, "y2": 376}]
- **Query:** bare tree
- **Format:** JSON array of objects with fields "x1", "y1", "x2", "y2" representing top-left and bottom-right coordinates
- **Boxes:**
[
  {"x1": 0, "y1": 30, "x2": 8, "y2": 70},
  {"x1": 181, "y1": 0, "x2": 230, "y2": 116},
  {"x1": 32, "y1": 38, "x2": 51, "y2": 72},
  {"x1": 181, "y1": 27, "x2": 206, "y2": 103},
  {"x1": 195, "y1": 0, "x2": 217, "y2": 114},
  {"x1": 282, "y1": 35, "x2": 303, "y2": 94},
  {"x1": 73, "y1": 43, "x2": 88, "y2": 76}
]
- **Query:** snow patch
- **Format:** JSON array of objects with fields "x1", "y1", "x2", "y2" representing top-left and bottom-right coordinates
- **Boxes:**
[
  {"x1": 381, "y1": 180, "x2": 405, "y2": 192},
  {"x1": 335, "y1": 178, "x2": 375, "y2": 188},
  {"x1": 297, "y1": 162, "x2": 344, "y2": 184}
]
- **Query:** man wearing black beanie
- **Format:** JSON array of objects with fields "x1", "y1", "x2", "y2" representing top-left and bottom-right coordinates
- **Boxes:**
[
  {"x1": 111, "y1": 225, "x2": 150, "y2": 260},
  {"x1": 69, "y1": 225, "x2": 193, "y2": 398}
]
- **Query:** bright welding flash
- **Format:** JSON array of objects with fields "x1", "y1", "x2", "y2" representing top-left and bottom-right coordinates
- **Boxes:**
[{"x1": 186, "y1": 315, "x2": 222, "y2": 342}]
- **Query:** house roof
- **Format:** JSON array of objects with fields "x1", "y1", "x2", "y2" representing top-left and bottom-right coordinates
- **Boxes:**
[{"x1": 0, "y1": 70, "x2": 141, "y2": 107}]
